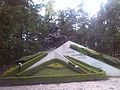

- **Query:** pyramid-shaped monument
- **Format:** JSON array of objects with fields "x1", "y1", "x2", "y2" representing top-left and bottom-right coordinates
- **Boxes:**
[
  {"x1": 22, "y1": 41, "x2": 120, "y2": 76},
  {"x1": 1, "y1": 41, "x2": 120, "y2": 85}
]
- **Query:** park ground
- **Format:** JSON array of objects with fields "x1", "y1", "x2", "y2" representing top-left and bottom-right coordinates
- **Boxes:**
[{"x1": 0, "y1": 77, "x2": 120, "y2": 90}]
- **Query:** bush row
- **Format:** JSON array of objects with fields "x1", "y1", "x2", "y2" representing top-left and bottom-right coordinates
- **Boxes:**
[
  {"x1": 67, "y1": 59, "x2": 88, "y2": 73},
  {"x1": 66, "y1": 56, "x2": 103, "y2": 73},
  {"x1": 70, "y1": 44, "x2": 120, "y2": 69},
  {"x1": 17, "y1": 58, "x2": 105, "y2": 77},
  {"x1": 17, "y1": 59, "x2": 85, "y2": 76},
  {"x1": 1, "y1": 58, "x2": 106, "y2": 85},
  {"x1": 67, "y1": 56, "x2": 102, "y2": 72},
  {"x1": 20, "y1": 52, "x2": 44, "y2": 61},
  {"x1": 0, "y1": 72, "x2": 106, "y2": 85}
]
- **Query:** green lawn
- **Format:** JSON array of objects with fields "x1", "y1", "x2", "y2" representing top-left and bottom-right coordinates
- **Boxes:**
[{"x1": 33, "y1": 62, "x2": 83, "y2": 76}]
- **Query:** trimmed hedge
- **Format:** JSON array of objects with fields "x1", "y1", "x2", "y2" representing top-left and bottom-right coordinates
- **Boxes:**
[
  {"x1": 20, "y1": 52, "x2": 44, "y2": 61},
  {"x1": 0, "y1": 72, "x2": 106, "y2": 85},
  {"x1": 2, "y1": 53, "x2": 47, "y2": 77},
  {"x1": 66, "y1": 56, "x2": 103, "y2": 73},
  {"x1": 67, "y1": 60, "x2": 88, "y2": 73},
  {"x1": 17, "y1": 58, "x2": 105, "y2": 76},
  {"x1": 19, "y1": 53, "x2": 47, "y2": 71},
  {"x1": 70, "y1": 44, "x2": 120, "y2": 69},
  {"x1": 0, "y1": 58, "x2": 106, "y2": 85},
  {"x1": 67, "y1": 56, "x2": 102, "y2": 72},
  {"x1": 15, "y1": 52, "x2": 46, "y2": 65},
  {"x1": 17, "y1": 59, "x2": 86, "y2": 76}
]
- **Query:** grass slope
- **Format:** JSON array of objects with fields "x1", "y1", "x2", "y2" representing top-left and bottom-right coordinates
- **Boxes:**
[{"x1": 33, "y1": 62, "x2": 80, "y2": 76}]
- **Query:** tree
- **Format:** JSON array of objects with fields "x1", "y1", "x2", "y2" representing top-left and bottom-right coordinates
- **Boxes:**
[
  {"x1": 45, "y1": 0, "x2": 55, "y2": 18},
  {"x1": 57, "y1": 9, "x2": 77, "y2": 37},
  {"x1": 90, "y1": 0, "x2": 120, "y2": 57},
  {"x1": 0, "y1": 0, "x2": 39, "y2": 66}
]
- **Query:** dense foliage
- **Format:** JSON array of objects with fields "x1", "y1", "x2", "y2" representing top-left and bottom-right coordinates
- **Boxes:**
[{"x1": 0, "y1": 0, "x2": 120, "y2": 69}]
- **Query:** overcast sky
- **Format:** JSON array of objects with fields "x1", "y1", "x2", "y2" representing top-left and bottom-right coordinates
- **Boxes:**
[{"x1": 33, "y1": 0, "x2": 108, "y2": 17}]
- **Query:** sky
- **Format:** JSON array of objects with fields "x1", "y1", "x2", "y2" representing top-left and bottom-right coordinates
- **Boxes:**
[{"x1": 33, "y1": 0, "x2": 108, "y2": 17}]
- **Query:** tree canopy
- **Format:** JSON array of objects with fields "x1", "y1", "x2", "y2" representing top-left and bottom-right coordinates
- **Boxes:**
[{"x1": 0, "y1": 0, "x2": 120, "y2": 69}]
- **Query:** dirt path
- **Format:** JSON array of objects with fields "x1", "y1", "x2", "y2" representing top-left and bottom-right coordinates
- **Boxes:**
[{"x1": 0, "y1": 77, "x2": 120, "y2": 90}]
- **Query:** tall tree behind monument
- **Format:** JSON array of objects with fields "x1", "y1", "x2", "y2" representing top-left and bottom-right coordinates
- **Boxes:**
[
  {"x1": 91, "y1": 0, "x2": 120, "y2": 56},
  {"x1": 0, "y1": 0, "x2": 39, "y2": 66}
]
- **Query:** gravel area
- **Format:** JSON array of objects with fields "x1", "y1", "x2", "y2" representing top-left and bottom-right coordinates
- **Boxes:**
[{"x1": 0, "y1": 77, "x2": 120, "y2": 90}]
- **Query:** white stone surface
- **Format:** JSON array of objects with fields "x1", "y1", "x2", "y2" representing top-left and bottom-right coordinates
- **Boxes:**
[
  {"x1": 26, "y1": 51, "x2": 69, "y2": 71},
  {"x1": 70, "y1": 55, "x2": 120, "y2": 76},
  {"x1": 27, "y1": 41, "x2": 120, "y2": 76}
]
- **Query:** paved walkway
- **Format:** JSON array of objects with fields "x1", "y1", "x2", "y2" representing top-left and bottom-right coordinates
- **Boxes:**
[{"x1": 0, "y1": 77, "x2": 120, "y2": 90}]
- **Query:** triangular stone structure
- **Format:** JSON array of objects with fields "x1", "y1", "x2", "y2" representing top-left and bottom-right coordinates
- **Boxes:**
[
  {"x1": 5, "y1": 41, "x2": 120, "y2": 85},
  {"x1": 27, "y1": 41, "x2": 120, "y2": 76},
  {"x1": 26, "y1": 51, "x2": 69, "y2": 71}
]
